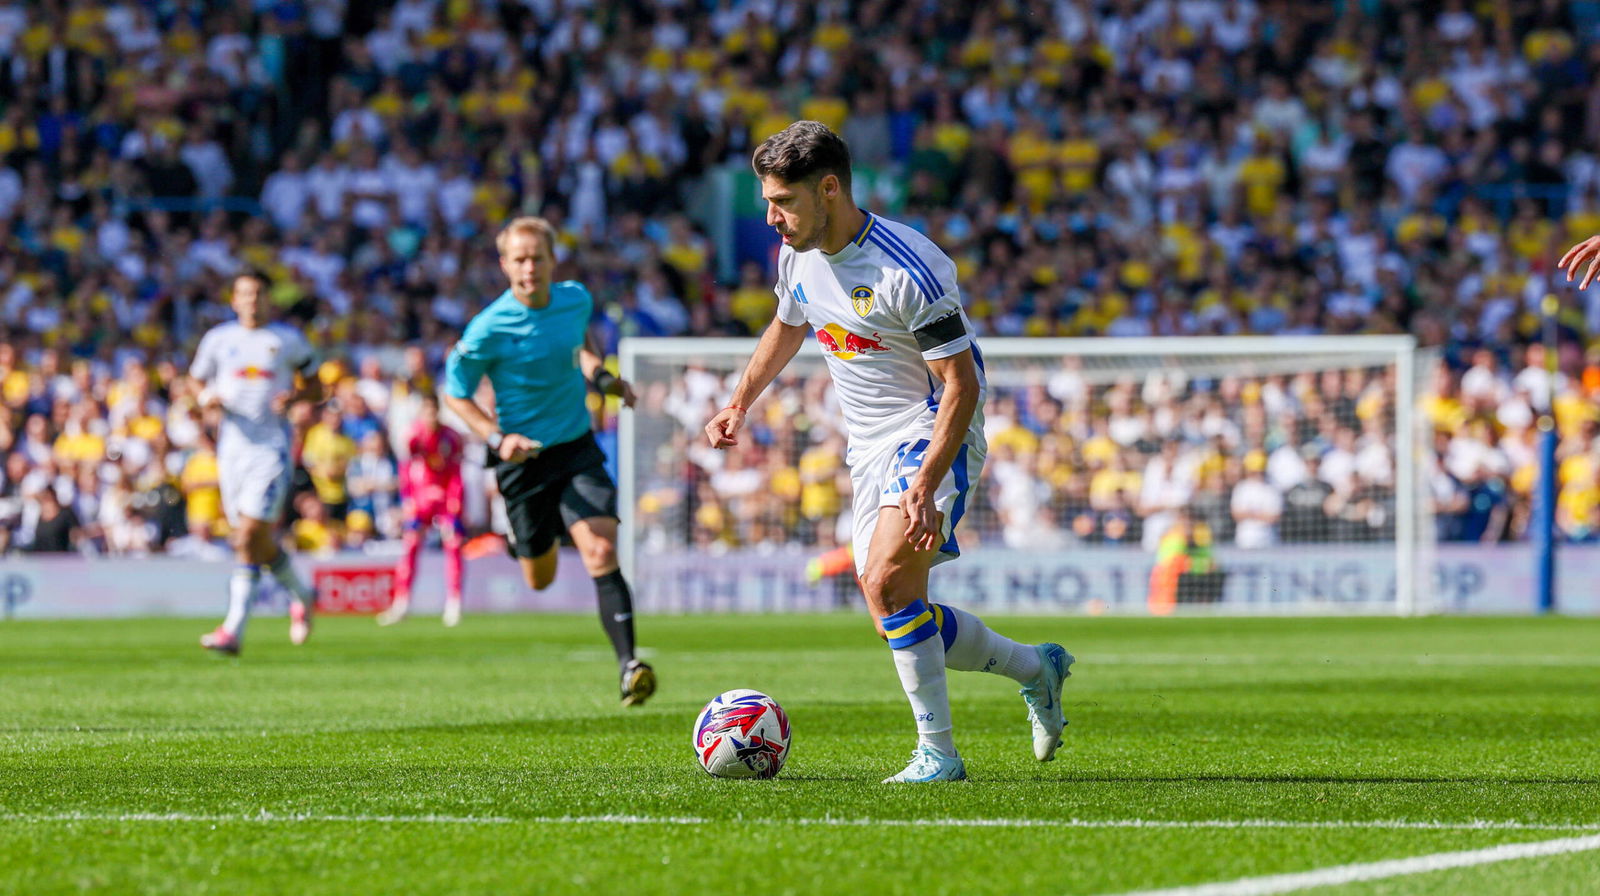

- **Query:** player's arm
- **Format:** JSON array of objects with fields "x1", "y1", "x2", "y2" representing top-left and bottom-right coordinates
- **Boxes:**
[
  {"x1": 273, "y1": 370, "x2": 322, "y2": 414},
  {"x1": 443, "y1": 432, "x2": 465, "y2": 514},
  {"x1": 1558, "y1": 235, "x2": 1600, "y2": 289},
  {"x1": 397, "y1": 436, "x2": 417, "y2": 503},
  {"x1": 705, "y1": 314, "x2": 809, "y2": 448},
  {"x1": 188, "y1": 331, "x2": 222, "y2": 412},
  {"x1": 273, "y1": 333, "x2": 323, "y2": 413},
  {"x1": 578, "y1": 328, "x2": 636, "y2": 408},
  {"x1": 443, "y1": 336, "x2": 539, "y2": 463},
  {"x1": 902, "y1": 348, "x2": 981, "y2": 551}
]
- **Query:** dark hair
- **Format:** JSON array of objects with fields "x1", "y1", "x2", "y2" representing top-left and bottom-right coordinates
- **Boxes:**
[
  {"x1": 233, "y1": 267, "x2": 273, "y2": 291},
  {"x1": 752, "y1": 120, "x2": 852, "y2": 190}
]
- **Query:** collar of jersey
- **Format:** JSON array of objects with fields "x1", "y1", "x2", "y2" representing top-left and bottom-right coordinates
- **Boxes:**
[
  {"x1": 820, "y1": 211, "x2": 873, "y2": 265},
  {"x1": 497, "y1": 286, "x2": 560, "y2": 313}
]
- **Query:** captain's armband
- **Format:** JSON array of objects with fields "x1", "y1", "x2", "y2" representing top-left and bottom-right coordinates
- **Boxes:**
[{"x1": 913, "y1": 311, "x2": 968, "y2": 352}]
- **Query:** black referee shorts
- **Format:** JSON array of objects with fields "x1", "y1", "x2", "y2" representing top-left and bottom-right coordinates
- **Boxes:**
[{"x1": 492, "y1": 431, "x2": 619, "y2": 559}]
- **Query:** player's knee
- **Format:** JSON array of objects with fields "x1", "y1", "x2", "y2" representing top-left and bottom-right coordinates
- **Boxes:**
[
  {"x1": 579, "y1": 539, "x2": 616, "y2": 573},
  {"x1": 231, "y1": 523, "x2": 261, "y2": 559},
  {"x1": 862, "y1": 563, "x2": 921, "y2": 616},
  {"x1": 859, "y1": 564, "x2": 896, "y2": 604}
]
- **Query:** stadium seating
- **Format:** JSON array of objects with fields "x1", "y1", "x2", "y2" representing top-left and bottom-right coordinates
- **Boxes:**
[{"x1": 2, "y1": 0, "x2": 1599, "y2": 555}]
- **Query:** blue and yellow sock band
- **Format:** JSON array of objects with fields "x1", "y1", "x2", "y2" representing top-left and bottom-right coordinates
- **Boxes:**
[
  {"x1": 931, "y1": 603, "x2": 958, "y2": 651},
  {"x1": 881, "y1": 599, "x2": 939, "y2": 649}
]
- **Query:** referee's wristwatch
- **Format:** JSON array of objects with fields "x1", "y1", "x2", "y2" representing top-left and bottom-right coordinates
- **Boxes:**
[{"x1": 486, "y1": 430, "x2": 504, "y2": 453}]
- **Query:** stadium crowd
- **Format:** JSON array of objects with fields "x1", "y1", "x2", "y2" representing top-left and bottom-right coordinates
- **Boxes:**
[{"x1": 3, "y1": 0, "x2": 1600, "y2": 556}]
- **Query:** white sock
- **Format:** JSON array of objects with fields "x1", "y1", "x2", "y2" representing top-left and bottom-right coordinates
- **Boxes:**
[
  {"x1": 891, "y1": 637, "x2": 957, "y2": 757},
  {"x1": 267, "y1": 552, "x2": 314, "y2": 607},
  {"x1": 223, "y1": 566, "x2": 260, "y2": 636},
  {"x1": 936, "y1": 603, "x2": 1041, "y2": 683}
]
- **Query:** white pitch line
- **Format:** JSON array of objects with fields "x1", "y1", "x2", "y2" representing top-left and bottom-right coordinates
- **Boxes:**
[
  {"x1": 1087, "y1": 654, "x2": 1600, "y2": 667},
  {"x1": 1105, "y1": 832, "x2": 1600, "y2": 896},
  {"x1": 1, "y1": 812, "x2": 1598, "y2": 832}
]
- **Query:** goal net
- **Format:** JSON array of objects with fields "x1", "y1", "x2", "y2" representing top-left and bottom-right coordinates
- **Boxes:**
[{"x1": 620, "y1": 336, "x2": 1434, "y2": 615}]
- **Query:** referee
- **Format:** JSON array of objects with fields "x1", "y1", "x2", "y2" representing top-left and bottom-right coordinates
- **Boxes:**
[{"x1": 443, "y1": 216, "x2": 655, "y2": 706}]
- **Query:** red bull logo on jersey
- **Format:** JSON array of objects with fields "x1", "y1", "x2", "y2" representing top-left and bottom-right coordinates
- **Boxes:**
[
  {"x1": 234, "y1": 365, "x2": 272, "y2": 380},
  {"x1": 815, "y1": 323, "x2": 890, "y2": 360}
]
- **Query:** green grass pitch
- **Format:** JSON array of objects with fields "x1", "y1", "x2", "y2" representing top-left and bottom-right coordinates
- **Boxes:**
[{"x1": 1, "y1": 613, "x2": 1596, "y2": 895}]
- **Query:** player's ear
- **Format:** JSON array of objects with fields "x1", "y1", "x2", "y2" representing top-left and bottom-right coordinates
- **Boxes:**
[{"x1": 818, "y1": 174, "x2": 837, "y2": 200}]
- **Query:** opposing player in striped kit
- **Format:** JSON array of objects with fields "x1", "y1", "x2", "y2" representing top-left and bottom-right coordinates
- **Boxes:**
[{"x1": 706, "y1": 122, "x2": 1074, "y2": 782}]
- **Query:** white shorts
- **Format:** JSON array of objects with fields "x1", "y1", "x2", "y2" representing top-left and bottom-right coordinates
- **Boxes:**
[
  {"x1": 849, "y1": 433, "x2": 986, "y2": 577},
  {"x1": 219, "y1": 445, "x2": 292, "y2": 526}
]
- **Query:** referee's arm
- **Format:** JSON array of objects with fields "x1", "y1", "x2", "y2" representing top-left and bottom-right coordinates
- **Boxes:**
[
  {"x1": 443, "y1": 341, "x2": 538, "y2": 462},
  {"x1": 580, "y1": 329, "x2": 635, "y2": 407}
]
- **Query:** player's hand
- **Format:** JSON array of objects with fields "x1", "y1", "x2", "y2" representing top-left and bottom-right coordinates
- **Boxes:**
[
  {"x1": 705, "y1": 406, "x2": 746, "y2": 449},
  {"x1": 498, "y1": 433, "x2": 542, "y2": 463},
  {"x1": 270, "y1": 391, "x2": 293, "y2": 415},
  {"x1": 196, "y1": 387, "x2": 223, "y2": 412},
  {"x1": 616, "y1": 378, "x2": 637, "y2": 409},
  {"x1": 899, "y1": 483, "x2": 940, "y2": 552},
  {"x1": 1558, "y1": 235, "x2": 1600, "y2": 289}
]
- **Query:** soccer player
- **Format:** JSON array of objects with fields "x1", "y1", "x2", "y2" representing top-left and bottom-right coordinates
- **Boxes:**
[
  {"x1": 190, "y1": 270, "x2": 323, "y2": 655},
  {"x1": 704, "y1": 121, "x2": 1073, "y2": 783},
  {"x1": 443, "y1": 216, "x2": 656, "y2": 706},
  {"x1": 379, "y1": 392, "x2": 466, "y2": 627}
]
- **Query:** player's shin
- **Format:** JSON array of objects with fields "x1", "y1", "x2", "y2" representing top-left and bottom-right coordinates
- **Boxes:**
[
  {"x1": 881, "y1": 599, "x2": 957, "y2": 757},
  {"x1": 223, "y1": 565, "x2": 261, "y2": 636},
  {"x1": 593, "y1": 569, "x2": 636, "y2": 667},
  {"x1": 393, "y1": 528, "x2": 423, "y2": 604},
  {"x1": 932, "y1": 603, "x2": 1041, "y2": 683},
  {"x1": 442, "y1": 528, "x2": 464, "y2": 603},
  {"x1": 266, "y1": 550, "x2": 315, "y2": 608}
]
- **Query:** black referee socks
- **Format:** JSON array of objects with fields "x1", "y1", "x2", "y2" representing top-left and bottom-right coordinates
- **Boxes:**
[{"x1": 593, "y1": 569, "x2": 637, "y2": 667}]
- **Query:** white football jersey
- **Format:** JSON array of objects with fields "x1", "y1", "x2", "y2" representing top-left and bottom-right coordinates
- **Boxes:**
[
  {"x1": 775, "y1": 212, "x2": 987, "y2": 456},
  {"x1": 189, "y1": 321, "x2": 315, "y2": 451}
]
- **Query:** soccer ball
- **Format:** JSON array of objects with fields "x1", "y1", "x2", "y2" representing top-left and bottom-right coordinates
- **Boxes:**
[{"x1": 692, "y1": 689, "x2": 791, "y2": 779}]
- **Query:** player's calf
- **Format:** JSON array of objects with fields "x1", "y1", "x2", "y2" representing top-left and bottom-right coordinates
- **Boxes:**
[
  {"x1": 517, "y1": 543, "x2": 558, "y2": 591},
  {"x1": 928, "y1": 603, "x2": 1071, "y2": 761}
]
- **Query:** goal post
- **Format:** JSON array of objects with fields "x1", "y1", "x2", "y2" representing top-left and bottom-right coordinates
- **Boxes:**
[{"x1": 620, "y1": 335, "x2": 1433, "y2": 616}]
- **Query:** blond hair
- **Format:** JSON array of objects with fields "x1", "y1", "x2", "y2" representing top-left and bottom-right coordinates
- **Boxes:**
[{"x1": 495, "y1": 216, "x2": 558, "y2": 257}]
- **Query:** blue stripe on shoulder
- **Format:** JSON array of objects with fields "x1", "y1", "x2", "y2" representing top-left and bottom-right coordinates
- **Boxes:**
[
  {"x1": 867, "y1": 233, "x2": 938, "y2": 305},
  {"x1": 873, "y1": 224, "x2": 946, "y2": 300}
]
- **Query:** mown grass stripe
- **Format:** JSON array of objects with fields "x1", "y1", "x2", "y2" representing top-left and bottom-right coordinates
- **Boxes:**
[{"x1": 3, "y1": 812, "x2": 1597, "y2": 832}]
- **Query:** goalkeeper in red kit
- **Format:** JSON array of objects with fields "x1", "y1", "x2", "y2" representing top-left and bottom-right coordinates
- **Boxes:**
[{"x1": 380, "y1": 393, "x2": 467, "y2": 626}]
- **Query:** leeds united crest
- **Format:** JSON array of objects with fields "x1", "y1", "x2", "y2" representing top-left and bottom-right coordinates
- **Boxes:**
[{"x1": 850, "y1": 286, "x2": 874, "y2": 316}]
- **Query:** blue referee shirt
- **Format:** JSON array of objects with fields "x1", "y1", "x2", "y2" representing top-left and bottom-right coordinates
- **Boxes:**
[{"x1": 445, "y1": 282, "x2": 593, "y2": 448}]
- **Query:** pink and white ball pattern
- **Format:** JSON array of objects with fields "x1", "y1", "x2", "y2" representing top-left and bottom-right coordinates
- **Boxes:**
[{"x1": 692, "y1": 689, "x2": 791, "y2": 779}]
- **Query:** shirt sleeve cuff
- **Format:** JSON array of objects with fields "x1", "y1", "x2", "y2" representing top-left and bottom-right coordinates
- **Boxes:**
[{"x1": 919, "y1": 335, "x2": 972, "y2": 361}]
